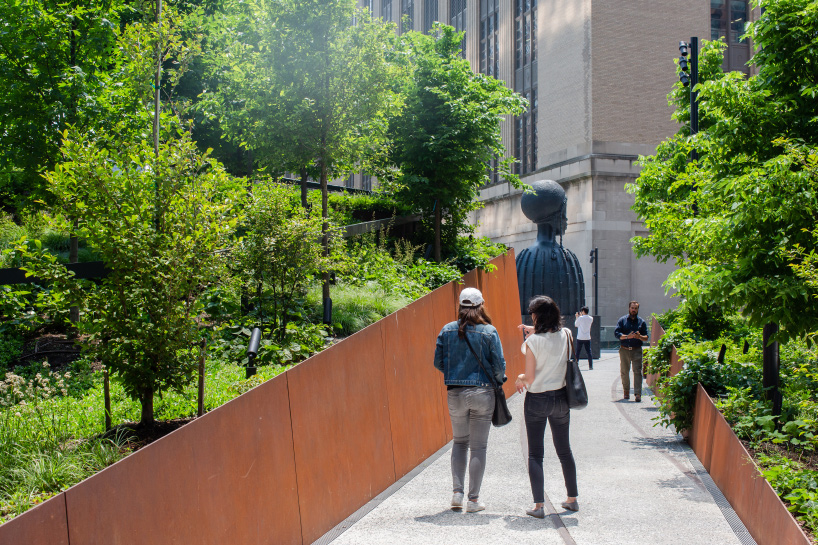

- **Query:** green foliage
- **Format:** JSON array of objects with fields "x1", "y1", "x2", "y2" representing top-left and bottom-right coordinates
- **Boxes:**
[
  {"x1": 339, "y1": 227, "x2": 461, "y2": 301},
  {"x1": 655, "y1": 339, "x2": 762, "y2": 432},
  {"x1": 381, "y1": 24, "x2": 527, "y2": 261},
  {"x1": 206, "y1": 0, "x2": 400, "y2": 196},
  {"x1": 306, "y1": 282, "x2": 410, "y2": 336},
  {"x1": 212, "y1": 320, "x2": 328, "y2": 368},
  {"x1": 449, "y1": 236, "x2": 506, "y2": 274},
  {"x1": 628, "y1": 1, "x2": 818, "y2": 342},
  {"x1": 234, "y1": 183, "x2": 334, "y2": 340},
  {"x1": 327, "y1": 191, "x2": 412, "y2": 226},
  {"x1": 758, "y1": 453, "x2": 818, "y2": 535},
  {"x1": 0, "y1": 0, "x2": 129, "y2": 213}
]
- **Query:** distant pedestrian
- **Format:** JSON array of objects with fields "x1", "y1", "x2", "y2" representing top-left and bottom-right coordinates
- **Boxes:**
[
  {"x1": 574, "y1": 306, "x2": 593, "y2": 370},
  {"x1": 516, "y1": 296, "x2": 579, "y2": 517},
  {"x1": 434, "y1": 287, "x2": 507, "y2": 513},
  {"x1": 614, "y1": 301, "x2": 648, "y2": 402}
]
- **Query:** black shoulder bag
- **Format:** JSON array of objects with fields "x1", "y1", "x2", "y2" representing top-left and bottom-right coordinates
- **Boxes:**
[
  {"x1": 463, "y1": 333, "x2": 512, "y2": 427},
  {"x1": 563, "y1": 329, "x2": 589, "y2": 409}
]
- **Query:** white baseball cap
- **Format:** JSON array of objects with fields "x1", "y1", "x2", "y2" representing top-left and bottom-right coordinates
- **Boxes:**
[{"x1": 459, "y1": 287, "x2": 484, "y2": 307}]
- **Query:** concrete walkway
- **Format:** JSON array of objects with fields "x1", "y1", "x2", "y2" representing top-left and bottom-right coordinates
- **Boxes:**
[{"x1": 316, "y1": 351, "x2": 754, "y2": 545}]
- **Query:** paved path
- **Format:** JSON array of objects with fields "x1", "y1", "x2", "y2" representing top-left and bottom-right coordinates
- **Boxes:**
[{"x1": 317, "y1": 351, "x2": 754, "y2": 545}]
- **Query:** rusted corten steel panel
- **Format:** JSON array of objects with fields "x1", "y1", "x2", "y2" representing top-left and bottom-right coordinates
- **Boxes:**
[
  {"x1": 692, "y1": 385, "x2": 811, "y2": 545},
  {"x1": 478, "y1": 253, "x2": 518, "y2": 398},
  {"x1": 669, "y1": 345, "x2": 684, "y2": 377},
  {"x1": 650, "y1": 317, "x2": 665, "y2": 348},
  {"x1": 381, "y1": 295, "x2": 448, "y2": 478},
  {"x1": 429, "y1": 281, "x2": 459, "y2": 441},
  {"x1": 500, "y1": 251, "x2": 525, "y2": 396},
  {"x1": 288, "y1": 321, "x2": 396, "y2": 545},
  {"x1": 689, "y1": 385, "x2": 717, "y2": 470},
  {"x1": 0, "y1": 493, "x2": 69, "y2": 545},
  {"x1": 64, "y1": 374, "x2": 301, "y2": 545}
]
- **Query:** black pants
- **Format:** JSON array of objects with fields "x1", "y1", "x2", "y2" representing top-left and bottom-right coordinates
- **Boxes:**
[
  {"x1": 524, "y1": 389, "x2": 578, "y2": 503},
  {"x1": 576, "y1": 339, "x2": 593, "y2": 367}
]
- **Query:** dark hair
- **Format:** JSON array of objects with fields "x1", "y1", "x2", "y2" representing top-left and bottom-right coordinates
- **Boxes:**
[
  {"x1": 528, "y1": 295, "x2": 562, "y2": 334},
  {"x1": 581, "y1": 306, "x2": 589, "y2": 314},
  {"x1": 629, "y1": 301, "x2": 640, "y2": 307},
  {"x1": 458, "y1": 304, "x2": 492, "y2": 338}
]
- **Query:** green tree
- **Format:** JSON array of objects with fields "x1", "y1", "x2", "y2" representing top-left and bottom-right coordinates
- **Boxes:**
[
  {"x1": 0, "y1": 0, "x2": 129, "y2": 214},
  {"x1": 234, "y1": 183, "x2": 335, "y2": 341},
  {"x1": 47, "y1": 9, "x2": 243, "y2": 426},
  {"x1": 628, "y1": 0, "x2": 818, "y2": 342},
  {"x1": 382, "y1": 24, "x2": 527, "y2": 262},
  {"x1": 217, "y1": 0, "x2": 401, "y2": 307}
]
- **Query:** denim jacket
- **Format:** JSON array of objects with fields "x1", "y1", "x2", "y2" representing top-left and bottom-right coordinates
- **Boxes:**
[{"x1": 434, "y1": 321, "x2": 507, "y2": 387}]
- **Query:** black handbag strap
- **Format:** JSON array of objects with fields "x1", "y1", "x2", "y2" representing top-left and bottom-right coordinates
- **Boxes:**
[{"x1": 462, "y1": 329, "x2": 499, "y2": 389}]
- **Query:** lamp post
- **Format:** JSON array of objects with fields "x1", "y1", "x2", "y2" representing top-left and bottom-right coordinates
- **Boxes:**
[
  {"x1": 678, "y1": 37, "x2": 699, "y2": 160},
  {"x1": 589, "y1": 248, "x2": 598, "y2": 316}
]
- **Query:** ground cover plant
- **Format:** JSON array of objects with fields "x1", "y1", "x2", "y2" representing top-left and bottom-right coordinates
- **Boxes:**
[{"x1": 650, "y1": 305, "x2": 818, "y2": 537}]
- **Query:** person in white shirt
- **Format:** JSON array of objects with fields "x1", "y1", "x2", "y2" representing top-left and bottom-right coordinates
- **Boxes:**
[
  {"x1": 516, "y1": 295, "x2": 579, "y2": 518},
  {"x1": 574, "y1": 306, "x2": 593, "y2": 370}
]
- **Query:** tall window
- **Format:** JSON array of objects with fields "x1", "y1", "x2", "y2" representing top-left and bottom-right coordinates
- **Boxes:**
[
  {"x1": 450, "y1": 0, "x2": 467, "y2": 57},
  {"x1": 361, "y1": 174, "x2": 372, "y2": 192},
  {"x1": 514, "y1": 0, "x2": 537, "y2": 174},
  {"x1": 479, "y1": 0, "x2": 500, "y2": 183},
  {"x1": 382, "y1": 0, "x2": 392, "y2": 22},
  {"x1": 479, "y1": 0, "x2": 499, "y2": 78},
  {"x1": 711, "y1": 0, "x2": 750, "y2": 74},
  {"x1": 424, "y1": 0, "x2": 438, "y2": 33},
  {"x1": 401, "y1": 0, "x2": 414, "y2": 32}
]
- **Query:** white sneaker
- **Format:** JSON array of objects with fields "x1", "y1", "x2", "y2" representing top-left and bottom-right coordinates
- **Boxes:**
[
  {"x1": 451, "y1": 492, "x2": 464, "y2": 509},
  {"x1": 466, "y1": 500, "x2": 485, "y2": 513}
]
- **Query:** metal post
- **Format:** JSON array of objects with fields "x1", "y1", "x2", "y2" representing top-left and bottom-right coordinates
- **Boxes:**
[
  {"x1": 690, "y1": 36, "x2": 699, "y2": 162},
  {"x1": 197, "y1": 338, "x2": 206, "y2": 417},
  {"x1": 104, "y1": 367, "x2": 112, "y2": 432},
  {"x1": 762, "y1": 322, "x2": 782, "y2": 416},
  {"x1": 593, "y1": 248, "x2": 599, "y2": 317},
  {"x1": 589, "y1": 248, "x2": 599, "y2": 316}
]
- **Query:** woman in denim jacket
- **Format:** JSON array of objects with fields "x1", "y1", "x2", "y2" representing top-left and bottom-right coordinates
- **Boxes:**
[{"x1": 434, "y1": 287, "x2": 506, "y2": 513}]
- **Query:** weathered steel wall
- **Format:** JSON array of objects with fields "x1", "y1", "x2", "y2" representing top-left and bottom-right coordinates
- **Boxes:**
[
  {"x1": 689, "y1": 384, "x2": 811, "y2": 545},
  {"x1": 0, "y1": 251, "x2": 523, "y2": 545}
]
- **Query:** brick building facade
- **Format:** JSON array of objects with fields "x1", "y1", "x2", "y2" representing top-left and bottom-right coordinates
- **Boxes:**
[{"x1": 350, "y1": 0, "x2": 756, "y2": 332}]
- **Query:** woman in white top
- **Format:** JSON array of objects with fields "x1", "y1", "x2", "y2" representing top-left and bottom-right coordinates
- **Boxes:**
[{"x1": 516, "y1": 295, "x2": 579, "y2": 518}]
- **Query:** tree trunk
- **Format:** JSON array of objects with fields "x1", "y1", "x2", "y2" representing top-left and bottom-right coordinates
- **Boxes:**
[
  {"x1": 300, "y1": 167, "x2": 309, "y2": 209},
  {"x1": 104, "y1": 367, "x2": 112, "y2": 431},
  {"x1": 197, "y1": 339, "x2": 205, "y2": 417},
  {"x1": 321, "y1": 162, "x2": 330, "y2": 302},
  {"x1": 140, "y1": 384, "x2": 154, "y2": 426},
  {"x1": 69, "y1": 228, "x2": 79, "y2": 324},
  {"x1": 434, "y1": 201, "x2": 442, "y2": 263},
  {"x1": 762, "y1": 321, "x2": 782, "y2": 416}
]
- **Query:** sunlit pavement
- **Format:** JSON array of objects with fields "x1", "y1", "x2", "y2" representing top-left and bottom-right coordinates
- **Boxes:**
[{"x1": 315, "y1": 351, "x2": 754, "y2": 545}]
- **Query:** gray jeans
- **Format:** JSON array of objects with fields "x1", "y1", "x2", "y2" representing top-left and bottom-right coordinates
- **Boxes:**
[{"x1": 447, "y1": 386, "x2": 494, "y2": 500}]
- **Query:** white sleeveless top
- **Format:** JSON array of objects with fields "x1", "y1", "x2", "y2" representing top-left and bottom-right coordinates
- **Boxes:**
[{"x1": 520, "y1": 328, "x2": 570, "y2": 393}]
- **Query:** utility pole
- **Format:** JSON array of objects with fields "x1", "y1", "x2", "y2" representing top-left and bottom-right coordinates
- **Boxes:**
[
  {"x1": 589, "y1": 248, "x2": 598, "y2": 316},
  {"x1": 678, "y1": 38, "x2": 699, "y2": 161}
]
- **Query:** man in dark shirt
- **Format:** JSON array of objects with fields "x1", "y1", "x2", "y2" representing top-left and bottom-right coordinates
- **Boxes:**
[{"x1": 614, "y1": 301, "x2": 648, "y2": 402}]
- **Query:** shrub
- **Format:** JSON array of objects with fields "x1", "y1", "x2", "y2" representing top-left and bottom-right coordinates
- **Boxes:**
[
  {"x1": 306, "y1": 282, "x2": 410, "y2": 336},
  {"x1": 655, "y1": 339, "x2": 761, "y2": 433}
]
